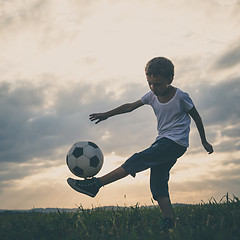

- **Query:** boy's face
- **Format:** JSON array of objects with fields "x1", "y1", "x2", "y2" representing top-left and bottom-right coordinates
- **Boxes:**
[{"x1": 146, "y1": 75, "x2": 170, "y2": 97}]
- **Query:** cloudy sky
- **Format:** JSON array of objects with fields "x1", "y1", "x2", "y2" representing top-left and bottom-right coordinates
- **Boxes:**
[{"x1": 0, "y1": 0, "x2": 240, "y2": 210}]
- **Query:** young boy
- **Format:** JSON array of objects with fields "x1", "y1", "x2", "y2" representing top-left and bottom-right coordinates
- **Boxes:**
[{"x1": 67, "y1": 57, "x2": 214, "y2": 230}]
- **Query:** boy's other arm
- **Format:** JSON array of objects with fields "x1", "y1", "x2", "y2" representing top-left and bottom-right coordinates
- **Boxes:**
[
  {"x1": 188, "y1": 106, "x2": 214, "y2": 154},
  {"x1": 89, "y1": 100, "x2": 144, "y2": 124}
]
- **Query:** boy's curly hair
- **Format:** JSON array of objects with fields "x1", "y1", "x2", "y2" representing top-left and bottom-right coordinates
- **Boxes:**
[{"x1": 145, "y1": 57, "x2": 174, "y2": 83}]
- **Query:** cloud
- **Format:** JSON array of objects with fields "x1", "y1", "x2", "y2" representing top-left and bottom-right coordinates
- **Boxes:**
[
  {"x1": 0, "y1": 0, "x2": 96, "y2": 60},
  {"x1": 221, "y1": 157, "x2": 240, "y2": 166},
  {"x1": 214, "y1": 41, "x2": 240, "y2": 69},
  {"x1": 0, "y1": 1, "x2": 48, "y2": 36},
  {"x1": 0, "y1": 81, "x2": 50, "y2": 162},
  {"x1": 180, "y1": 75, "x2": 240, "y2": 154},
  {"x1": 190, "y1": 77, "x2": 240, "y2": 125},
  {"x1": 175, "y1": 168, "x2": 240, "y2": 192},
  {"x1": 171, "y1": 159, "x2": 240, "y2": 203}
]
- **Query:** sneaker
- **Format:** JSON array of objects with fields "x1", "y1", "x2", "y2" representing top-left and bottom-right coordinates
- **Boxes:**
[
  {"x1": 160, "y1": 218, "x2": 174, "y2": 231},
  {"x1": 67, "y1": 177, "x2": 102, "y2": 197}
]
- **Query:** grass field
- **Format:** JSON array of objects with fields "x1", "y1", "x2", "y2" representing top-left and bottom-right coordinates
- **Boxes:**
[{"x1": 0, "y1": 195, "x2": 239, "y2": 240}]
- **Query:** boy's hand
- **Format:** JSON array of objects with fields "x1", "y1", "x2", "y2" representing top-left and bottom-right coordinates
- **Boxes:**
[
  {"x1": 202, "y1": 141, "x2": 214, "y2": 154},
  {"x1": 89, "y1": 113, "x2": 108, "y2": 124}
]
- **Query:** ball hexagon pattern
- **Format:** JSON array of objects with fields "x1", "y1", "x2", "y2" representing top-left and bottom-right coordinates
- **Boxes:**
[{"x1": 66, "y1": 141, "x2": 104, "y2": 178}]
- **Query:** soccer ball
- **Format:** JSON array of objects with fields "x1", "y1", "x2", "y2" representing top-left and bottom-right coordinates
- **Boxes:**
[{"x1": 66, "y1": 141, "x2": 104, "y2": 178}]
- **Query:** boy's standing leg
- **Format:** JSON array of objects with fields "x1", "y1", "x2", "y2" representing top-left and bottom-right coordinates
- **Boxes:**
[
  {"x1": 157, "y1": 196, "x2": 174, "y2": 230},
  {"x1": 157, "y1": 196, "x2": 173, "y2": 219},
  {"x1": 149, "y1": 155, "x2": 180, "y2": 230}
]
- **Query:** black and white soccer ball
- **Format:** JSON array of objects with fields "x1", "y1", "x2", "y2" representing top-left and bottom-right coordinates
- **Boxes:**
[{"x1": 66, "y1": 141, "x2": 104, "y2": 178}]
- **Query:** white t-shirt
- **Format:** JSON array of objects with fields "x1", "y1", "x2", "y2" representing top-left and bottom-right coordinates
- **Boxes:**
[{"x1": 141, "y1": 88, "x2": 194, "y2": 147}]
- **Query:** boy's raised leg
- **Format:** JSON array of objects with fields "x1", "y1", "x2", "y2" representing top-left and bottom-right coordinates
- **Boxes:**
[
  {"x1": 67, "y1": 167, "x2": 129, "y2": 197},
  {"x1": 99, "y1": 166, "x2": 129, "y2": 186}
]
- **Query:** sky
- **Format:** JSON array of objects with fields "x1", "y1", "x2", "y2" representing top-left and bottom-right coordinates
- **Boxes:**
[{"x1": 0, "y1": 0, "x2": 240, "y2": 210}]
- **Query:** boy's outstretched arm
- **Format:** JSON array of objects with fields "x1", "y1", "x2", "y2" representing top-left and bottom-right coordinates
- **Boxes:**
[
  {"x1": 188, "y1": 106, "x2": 214, "y2": 154},
  {"x1": 89, "y1": 100, "x2": 143, "y2": 124}
]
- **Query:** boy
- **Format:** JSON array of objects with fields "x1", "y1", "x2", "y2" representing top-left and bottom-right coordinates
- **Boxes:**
[{"x1": 67, "y1": 57, "x2": 214, "y2": 230}]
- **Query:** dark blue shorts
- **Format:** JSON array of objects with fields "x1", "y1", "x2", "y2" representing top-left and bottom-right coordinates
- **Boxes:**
[{"x1": 121, "y1": 137, "x2": 186, "y2": 200}]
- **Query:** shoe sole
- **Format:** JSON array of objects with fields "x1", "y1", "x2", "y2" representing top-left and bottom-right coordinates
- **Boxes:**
[{"x1": 67, "y1": 178, "x2": 96, "y2": 198}]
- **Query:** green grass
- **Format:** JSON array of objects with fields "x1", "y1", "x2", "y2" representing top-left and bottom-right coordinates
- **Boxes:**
[{"x1": 0, "y1": 195, "x2": 239, "y2": 240}]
